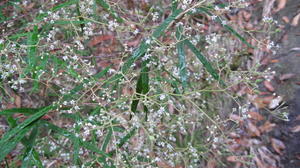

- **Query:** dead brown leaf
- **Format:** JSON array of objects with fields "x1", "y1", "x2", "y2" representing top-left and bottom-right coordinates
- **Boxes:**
[
  {"x1": 263, "y1": 80, "x2": 275, "y2": 92},
  {"x1": 282, "y1": 16, "x2": 290, "y2": 23},
  {"x1": 279, "y1": 73, "x2": 295, "y2": 81},
  {"x1": 248, "y1": 111, "x2": 265, "y2": 121},
  {"x1": 295, "y1": 115, "x2": 300, "y2": 121},
  {"x1": 291, "y1": 13, "x2": 300, "y2": 26},
  {"x1": 157, "y1": 161, "x2": 172, "y2": 168},
  {"x1": 89, "y1": 35, "x2": 114, "y2": 47},
  {"x1": 14, "y1": 94, "x2": 21, "y2": 108},
  {"x1": 247, "y1": 121, "x2": 261, "y2": 137},
  {"x1": 242, "y1": 11, "x2": 252, "y2": 21},
  {"x1": 290, "y1": 125, "x2": 300, "y2": 133},
  {"x1": 126, "y1": 38, "x2": 141, "y2": 47},
  {"x1": 259, "y1": 121, "x2": 276, "y2": 133},
  {"x1": 230, "y1": 114, "x2": 243, "y2": 123},
  {"x1": 227, "y1": 156, "x2": 240, "y2": 162},
  {"x1": 274, "y1": 0, "x2": 287, "y2": 13},
  {"x1": 251, "y1": 96, "x2": 274, "y2": 109},
  {"x1": 270, "y1": 59, "x2": 279, "y2": 63},
  {"x1": 207, "y1": 159, "x2": 217, "y2": 168},
  {"x1": 268, "y1": 96, "x2": 283, "y2": 109},
  {"x1": 228, "y1": 143, "x2": 241, "y2": 152},
  {"x1": 271, "y1": 138, "x2": 285, "y2": 155}
]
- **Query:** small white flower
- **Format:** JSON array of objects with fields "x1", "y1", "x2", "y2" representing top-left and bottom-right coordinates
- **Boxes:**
[
  {"x1": 133, "y1": 28, "x2": 139, "y2": 35},
  {"x1": 145, "y1": 39, "x2": 151, "y2": 44},
  {"x1": 159, "y1": 94, "x2": 166, "y2": 100},
  {"x1": 62, "y1": 56, "x2": 68, "y2": 61}
]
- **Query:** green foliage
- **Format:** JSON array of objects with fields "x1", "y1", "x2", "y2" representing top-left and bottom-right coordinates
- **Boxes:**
[{"x1": 0, "y1": 0, "x2": 259, "y2": 167}]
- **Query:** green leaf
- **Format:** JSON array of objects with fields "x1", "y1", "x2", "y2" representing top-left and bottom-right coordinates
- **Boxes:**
[
  {"x1": 95, "y1": 0, "x2": 124, "y2": 23},
  {"x1": 119, "y1": 8, "x2": 183, "y2": 82},
  {"x1": 0, "y1": 108, "x2": 42, "y2": 116},
  {"x1": 152, "y1": 8, "x2": 183, "y2": 38},
  {"x1": 192, "y1": 7, "x2": 254, "y2": 48},
  {"x1": 51, "y1": 0, "x2": 79, "y2": 12},
  {"x1": 0, "y1": 105, "x2": 54, "y2": 147},
  {"x1": 26, "y1": 25, "x2": 39, "y2": 72},
  {"x1": 101, "y1": 127, "x2": 113, "y2": 151},
  {"x1": 31, "y1": 149, "x2": 43, "y2": 168},
  {"x1": 184, "y1": 40, "x2": 225, "y2": 86},
  {"x1": 131, "y1": 60, "x2": 149, "y2": 112},
  {"x1": 41, "y1": 121, "x2": 110, "y2": 158},
  {"x1": 117, "y1": 127, "x2": 136, "y2": 148},
  {"x1": 21, "y1": 126, "x2": 39, "y2": 168},
  {"x1": 171, "y1": 0, "x2": 178, "y2": 12},
  {"x1": 62, "y1": 66, "x2": 110, "y2": 101},
  {"x1": 73, "y1": 137, "x2": 80, "y2": 164},
  {"x1": 176, "y1": 25, "x2": 188, "y2": 90},
  {"x1": 0, "y1": 126, "x2": 32, "y2": 162},
  {"x1": 221, "y1": 24, "x2": 253, "y2": 48}
]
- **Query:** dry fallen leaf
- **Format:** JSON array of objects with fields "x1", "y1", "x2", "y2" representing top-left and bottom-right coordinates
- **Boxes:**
[
  {"x1": 89, "y1": 35, "x2": 114, "y2": 47},
  {"x1": 248, "y1": 111, "x2": 265, "y2": 121},
  {"x1": 290, "y1": 125, "x2": 300, "y2": 133},
  {"x1": 259, "y1": 121, "x2": 276, "y2": 133},
  {"x1": 279, "y1": 73, "x2": 295, "y2": 81},
  {"x1": 268, "y1": 96, "x2": 283, "y2": 109},
  {"x1": 250, "y1": 96, "x2": 274, "y2": 109},
  {"x1": 295, "y1": 115, "x2": 300, "y2": 121},
  {"x1": 291, "y1": 13, "x2": 300, "y2": 26},
  {"x1": 242, "y1": 11, "x2": 252, "y2": 21},
  {"x1": 274, "y1": 0, "x2": 287, "y2": 13},
  {"x1": 14, "y1": 94, "x2": 21, "y2": 108},
  {"x1": 157, "y1": 161, "x2": 172, "y2": 168},
  {"x1": 227, "y1": 156, "x2": 240, "y2": 162},
  {"x1": 247, "y1": 121, "x2": 261, "y2": 137},
  {"x1": 230, "y1": 114, "x2": 243, "y2": 123},
  {"x1": 282, "y1": 16, "x2": 290, "y2": 23},
  {"x1": 271, "y1": 138, "x2": 285, "y2": 155},
  {"x1": 207, "y1": 159, "x2": 217, "y2": 168},
  {"x1": 263, "y1": 80, "x2": 275, "y2": 92}
]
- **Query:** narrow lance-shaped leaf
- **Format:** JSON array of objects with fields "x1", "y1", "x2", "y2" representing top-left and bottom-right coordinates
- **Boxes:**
[
  {"x1": 176, "y1": 25, "x2": 188, "y2": 90},
  {"x1": 21, "y1": 126, "x2": 39, "y2": 168},
  {"x1": 0, "y1": 108, "x2": 41, "y2": 116},
  {"x1": 40, "y1": 121, "x2": 110, "y2": 158},
  {"x1": 117, "y1": 127, "x2": 137, "y2": 148},
  {"x1": 192, "y1": 7, "x2": 254, "y2": 48},
  {"x1": 26, "y1": 25, "x2": 39, "y2": 72},
  {"x1": 0, "y1": 126, "x2": 32, "y2": 162},
  {"x1": 131, "y1": 59, "x2": 149, "y2": 113},
  {"x1": 101, "y1": 127, "x2": 113, "y2": 151},
  {"x1": 121, "y1": 8, "x2": 183, "y2": 76},
  {"x1": 0, "y1": 105, "x2": 54, "y2": 146},
  {"x1": 51, "y1": 0, "x2": 79, "y2": 12},
  {"x1": 184, "y1": 40, "x2": 225, "y2": 86}
]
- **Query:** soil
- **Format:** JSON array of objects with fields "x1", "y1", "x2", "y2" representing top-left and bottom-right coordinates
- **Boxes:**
[{"x1": 268, "y1": 0, "x2": 300, "y2": 167}]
